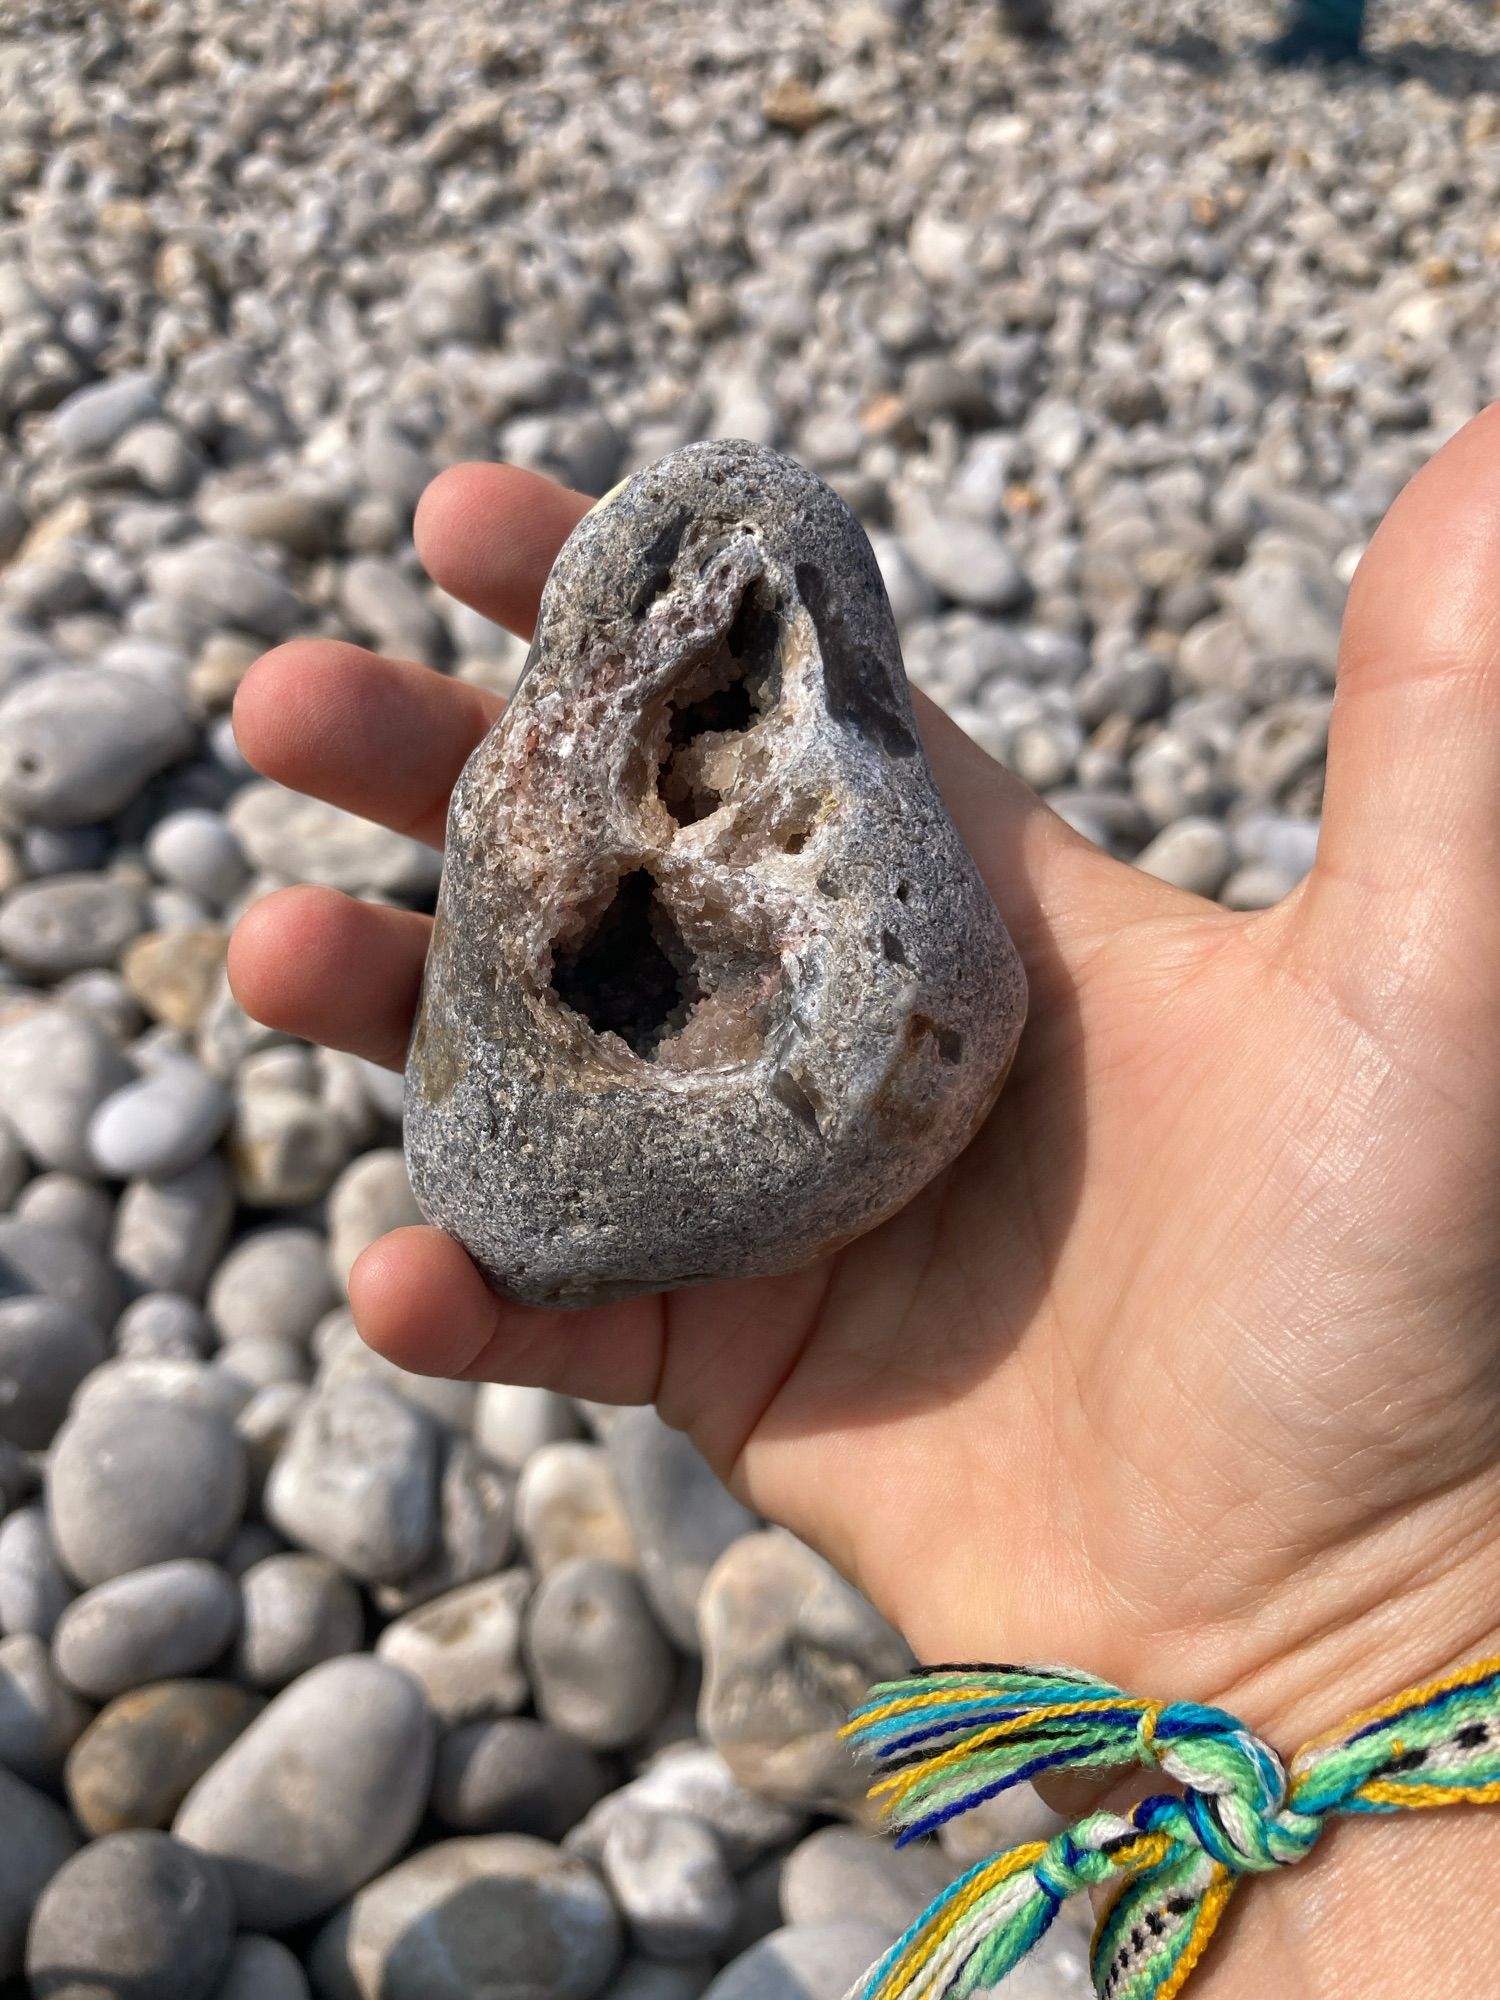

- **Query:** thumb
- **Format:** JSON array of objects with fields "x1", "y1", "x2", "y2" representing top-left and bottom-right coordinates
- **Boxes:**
[{"x1": 1310, "y1": 403, "x2": 1500, "y2": 954}]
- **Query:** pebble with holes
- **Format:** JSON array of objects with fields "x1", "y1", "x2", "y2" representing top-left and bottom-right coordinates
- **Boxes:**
[{"x1": 404, "y1": 440, "x2": 1026, "y2": 1306}]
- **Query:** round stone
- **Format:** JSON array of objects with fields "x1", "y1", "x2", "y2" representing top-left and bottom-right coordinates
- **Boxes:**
[
  {"x1": 0, "y1": 1631, "x2": 92, "y2": 1786},
  {"x1": 601, "y1": 1810, "x2": 739, "y2": 1959},
  {"x1": 473, "y1": 1383, "x2": 581, "y2": 1468},
  {"x1": 53, "y1": 1559, "x2": 241, "y2": 1699},
  {"x1": 0, "y1": 872, "x2": 144, "y2": 978},
  {"x1": 233, "y1": 1553, "x2": 364, "y2": 1691},
  {"x1": 114, "y1": 1291, "x2": 214, "y2": 1361},
  {"x1": 25, "y1": 1830, "x2": 235, "y2": 2000},
  {"x1": 0, "y1": 1505, "x2": 74, "y2": 1640},
  {"x1": 145, "y1": 809, "x2": 249, "y2": 907},
  {"x1": 326, "y1": 1147, "x2": 422, "y2": 1289},
  {"x1": 0, "y1": 667, "x2": 192, "y2": 828},
  {"x1": 779, "y1": 1825, "x2": 955, "y2": 1932},
  {"x1": 0, "y1": 1765, "x2": 80, "y2": 1980},
  {"x1": 308, "y1": 1835, "x2": 622, "y2": 2000},
  {"x1": 431, "y1": 1716, "x2": 611, "y2": 1839},
  {"x1": 0, "y1": 1003, "x2": 133, "y2": 1174},
  {"x1": 208, "y1": 1228, "x2": 338, "y2": 1346},
  {"x1": 47, "y1": 1399, "x2": 248, "y2": 1586},
  {"x1": 210, "y1": 1934, "x2": 311, "y2": 2000},
  {"x1": 173, "y1": 1655, "x2": 435, "y2": 1930},
  {"x1": 0, "y1": 1296, "x2": 107, "y2": 1448},
  {"x1": 524, "y1": 1557, "x2": 674, "y2": 1750},
  {"x1": 65, "y1": 1679, "x2": 265, "y2": 1837},
  {"x1": 515, "y1": 1441, "x2": 637, "y2": 1573},
  {"x1": 0, "y1": 1216, "x2": 124, "y2": 1332},
  {"x1": 264, "y1": 1380, "x2": 440, "y2": 1583},
  {"x1": 606, "y1": 1409, "x2": 756, "y2": 1649}
]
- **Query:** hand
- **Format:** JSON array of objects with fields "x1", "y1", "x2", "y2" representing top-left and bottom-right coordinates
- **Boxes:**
[{"x1": 230, "y1": 411, "x2": 1500, "y2": 1990}]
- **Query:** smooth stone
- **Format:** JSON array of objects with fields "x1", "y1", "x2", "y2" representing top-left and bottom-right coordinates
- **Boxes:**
[
  {"x1": 12, "y1": 1170, "x2": 116, "y2": 1248},
  {"x1": 49, "y1": 372, "x2": 160, "y2": 453},
  {"x1": 608, "y1": 1955, "x2": 717, "y2": 2000},
  {"x1": 431, "y1": 1716, "x2": 611, "y2": 1838},
  {"x1": 701, "y1": 1922, "x2": 896, "y2": 2000},
  {"x1": 1133, "y1": 816, "x2": 1232, "y2": 897},
  {"x1": 0, "y1": 1765, "x2": 80, "y2": 1978},
  {"x1": 326, "y1": 1147, "x2": 422, "y2": 1289},
  {"x1": 228, "y1": 782, "x2": 442, "y2": 898},
  {"x1": 146, "y1": 538, "x2": 302, "y2": 641},
  {"x1": 697, "y1": 1531, "x2": 911, "y2": 1809},
  {"x1": 53, "y1": 1559, "x2": 241, "y2": 1699},
  {"x1": 308, "y1": 1834, "x2": 621, "y2": 2000},
  {"x1": 0, "y1": 1003, "x2": 133, "y2": 1172},
  {"x1": 222, "y1": 1523, "x2": 289, "y2": 1578},
  {"x1": 0, "y1": 1217, "x2": 124, "y2": 1331},
  {"x1": 898, "y1": 509, "x2": 1031, "y2": 613},
  {"x1": 146, "y1": 809, "x2": 249, "y2": 907},
  {"x1": 516, "y1": 1441, "x2": 637, "y2": 1573},
  {"x1": 0, "y1": 1631, "x2": 91, "y2": 1785},
  {"x1": 780, "y1": 1825, "x2": 954, "y2": 1932},
  {"x1": 606, "y1": 1409, "x2": 755, "y2": 1649},
  {"x1": 209, "y1": 1227, "x2": 337, "y2": 1345},
  {"x1": 472, "y1": 1382, "x2": 581, "y2": 1467},
  {"x1": 601, "y1": 1810, "x2": 739, "y2": 1960},
  {"x1": 0, "y1": 666, "x2": 191, "y2": 826},
  {"x1": 112, "y1": 1290, "x2": 211, "y2": 1363},
  {"x1": 24, "y1": 823, "x2": 112, "y2": 876},
  {"x1": 210, "y1": 1935, "x2": 312, "y2": 2000},
  {"x1": 47, "y1": 1399, "x2": 247, "y2": 1586},
  {"x1": 525, "y1": 1557, "x2": 674, "y2": 1749},
  {"x1": 404, "y1": 441, "x2": 1025, "y2": 1306},
  {"x1": 234, "y1": 1553, "x2": 364, "y2": 1690},
  {"x1": 0, "y1": 1505, "x2": 73, "y2": 1639},
  {"x1": 229, "y1": 1086, "x2": 351, "y2": 1208},
  {"x1": 123, "y1": 925, "x2": 228, "y2": 1030},
  {"x1": 375, "y1": 1571, "x2": 531, "y2": 1724},
  {"x1": 88, "y1": 1058, "x2": 231, "y2": 1179},
  {"x1": 65, "y1": 1680, "x2": 265, "y2": 1837},
  {"x1": 72, "y1": 1356, "x2": 250, "y2": 1426},
  {"x1": 0, "y1": 1296, "x2": 107, "y2": 1447},
  {"x1": 265, "y1": 1380, "x2": 440, "y2": 1583},
  {"x1": 113, "y1": 1154, "x2": 235, "y2": 1296},
  {"x1": 174, "y1": 1656, "x2": 435, "y2": 1930},
  {"x1": 0, "y1": 871, "x2": 143, "y2": 977},
  {"x1": 25, "y1": 1829, "x2": 235, "y2": 2000}
]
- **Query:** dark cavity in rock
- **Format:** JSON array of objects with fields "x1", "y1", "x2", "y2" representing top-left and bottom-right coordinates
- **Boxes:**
[{"x1": 550, "y1": 870, "x2": 703, "y2": 1060}]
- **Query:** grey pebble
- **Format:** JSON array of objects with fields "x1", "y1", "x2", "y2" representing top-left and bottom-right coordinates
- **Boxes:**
[
  {"x1": 1133, "y1": 816, "x2": 1233, "y2": 897},
  {"x1": 472, "y1": 1382, "x2": 582, "y2": 1467},
  {"x1": 209, "y1": 1934, "x2": 312, "y2": 2000},
  {"x1": 0, "y1": 1630, "x2": 92, "y2": 1785},
  {"x1": 516, "y1": 1440, "x2": 637, "y2": 1573},
  {"x1": 174, "y1": 1655, "x2": 436, "y2": 1930},
  {"x1": 525, "y1": 1557, "x2": 675, "y2": 1750},
  {"x1": 0, "y1": 667, "x2": 192, "y2": 827},
  {"x1": 602, "y1": 1810, "x2": 739, "y2": 1960},
  {"x1": 49, "y1": 371, "x2": 162, "y2": 456},
  {"x1": 47, "y1": 1398, "x2": 247, "y2": 1586},
  {"x1": 780, "y1": 1825, "x2": 955, "y2": 1932},
  {"x1": 209, "y1": 1226, "x2": 338, "y2": 1346},
  {"x1": 228, "y1": 782, "x2": 442, "y2": 898},
  {"x1": 234, "y1": 1552, "x2": 364, "y2": 1690},
  {"x1": 431, "y1": 1715, "x2": 611, "y2": 1839},
  {"x1": 113, "y1": 1153, "x2": 235, "y2": 1296},
  {"x1": 25, "y1": 1829, "x2": 235, "y2": 2000},
  {"x1": 607, "y1": 1409, "x2": 755, "y2": 1650},
  {"x1": 114, "y1": 1290, "x2": 214, "y2": 1361},
  {"x1": 701, "y1": 1922, "x2": 897, "y2": 2000},
  {"x1": 88, "y1": 1058, "x2": 232, "y2": 1179},
  {"x1": 0, "y1": 1296, "x2": 107, "y2": 1447},
  {"x1": 146, "y1": 809, "x2": 249, "y2": 907},
  {"x1": 0, "y1": 1002, "x2": 133, "y2": 1173},
  {"x1": 146, "y1": 538, "x2": 302, "y2": 642},
  {"x1": 0, "y1": 1505, "x2": 74, "y2": 1640},
  {"x1": 309, "y1": 1834, "x2": 622, "y2": 2000},
  {"x1": 0, "y1": 1764, "x2": 80, "y2": 1979},
  {"x1": 53, "y1": 1559, "x2": 240, "y2": 1699},
  {"x1": 0, "y1": 1216, "x2": 125, "y2": 1330},
  {"x1": 265, "y1": 1379, "x2": 440, "y2": 1583},
  {"x1": 326, "y1": 1146, "x2": 422, "y2": 1290}
]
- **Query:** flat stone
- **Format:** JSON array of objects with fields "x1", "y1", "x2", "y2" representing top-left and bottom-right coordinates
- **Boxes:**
[
  {"x1": 0, "y1": 667, "x2": 193, "y2": 827},
  {"x1": 47, "y1": 1398, "x2": 247, "y2": 1587},
  {"x1": 308, "y1": 1835, "x2": 621, "y2": 2000},
  {"x1": 404, "y1": 441, "x2": 1025, "y2": 1306},
  {"x1": 208, "y1": 1227, "x2": 337, "y2": 1346},
  {"x1": 174, "y1": 1655, "x2": 435, "y2": 1930},
  {"x1": 697, "y1": 1530, "x2": 911, "y2": 1810},
  {"x1": 53, "y1": 1559, "x2": 241, "y2": 1699},
  {"x1": 88, "y1": 1058, "x2": 232, "y2": 1179},
  {"x1": 25, "y1": 1829, "x2": 235, "y2": 2000},
  {"x1": 64, "y1": 1680, "x2": 265, "y2": 1837},
  {"x1": 233, "y1": 1553, "x2": 364, "y2": 1690}
]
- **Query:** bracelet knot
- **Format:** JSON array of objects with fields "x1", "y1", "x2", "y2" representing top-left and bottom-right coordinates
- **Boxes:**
[{"x1": 841, "y1": 1655, "x2": 1500, "y2": 2000}]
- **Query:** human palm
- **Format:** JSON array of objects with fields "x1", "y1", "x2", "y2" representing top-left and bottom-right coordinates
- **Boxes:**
[{"x1": 231, "y1": 407, "x2": 1500, "y2": 1753}]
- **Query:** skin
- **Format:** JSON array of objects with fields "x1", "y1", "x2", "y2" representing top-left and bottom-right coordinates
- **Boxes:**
[{"x1": 229, "y1": 405, "x2": 1500, "y2": 1996}]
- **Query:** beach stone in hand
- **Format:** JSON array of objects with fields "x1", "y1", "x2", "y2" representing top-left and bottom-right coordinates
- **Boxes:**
[{"x1": 405, "y1": 441, "x2": 1025, "y2": 1307}]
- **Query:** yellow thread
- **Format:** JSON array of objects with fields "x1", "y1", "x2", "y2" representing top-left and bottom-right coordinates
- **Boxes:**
[
  {"x1": 1356, "y1": 1776, "x2": 1500, "y2": 1811},
  {"x1": 869, "y1": 1699, "x2": 1151, "y2": 1811},
  {"x1": 1139, "y1": 1702, "x2": 1164, "y2": 1757},
  {"x1": 1154, "y1": 1870, "x2": 1237, "y2": 2000},
  {"x1": 872, "y1": 1847, "x2": 1046, "y2": 1999},
  {"x1": 1291, "y1": 1655, "x2": 1500, "y2": 1765}
]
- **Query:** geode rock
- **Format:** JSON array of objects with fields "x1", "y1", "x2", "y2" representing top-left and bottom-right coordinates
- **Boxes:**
[{"x1": 405, "y1": 440, "x2": 1025, "y2": 1306}]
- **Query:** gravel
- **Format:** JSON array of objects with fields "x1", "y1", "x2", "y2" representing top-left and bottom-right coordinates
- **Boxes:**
[{"x1": 1, "y1": 0, "x2": 1492, "y2": 1988}]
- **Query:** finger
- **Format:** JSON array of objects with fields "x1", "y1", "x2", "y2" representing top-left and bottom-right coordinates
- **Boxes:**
[
  {"x1": 349, "y1": 1224, "x2": 667, "y2": 1405},
  {"x1": 1313, "y1": 401, "x2": 1500, "y2": 925},
  {"x1": 227, "y1": 886, "x2": 431, "y2": 1068},
  {"x1": 414, "y1": 462, "x2": 593, "y2": 636},
  {"x1": 233, "y1": 641, "x2": 501, "y2": 849}
]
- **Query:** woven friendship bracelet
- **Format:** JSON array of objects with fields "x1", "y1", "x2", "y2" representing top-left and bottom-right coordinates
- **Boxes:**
[{"x1": 841, "y1": 1655, "x2": 1500, "y2": 2000}]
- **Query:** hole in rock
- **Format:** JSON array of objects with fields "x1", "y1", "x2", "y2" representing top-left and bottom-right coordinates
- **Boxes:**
[
  {"x1": 895, "y1": 880, "x2": 911, "y2": 903},
  {"x1": 656, "y1": 585, "x2": 782, "y2": 827},
  {"x1": 550, "y1": 869, "x2": 703, "y2": 1060},
  {"x1": 881, "y1": 930, "x2": 907, "y2": 966}
]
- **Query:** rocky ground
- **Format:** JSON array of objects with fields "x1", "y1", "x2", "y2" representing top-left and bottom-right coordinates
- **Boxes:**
[{"x1": 1, "y1": 0, "x2": 1498, "y2": 1994}]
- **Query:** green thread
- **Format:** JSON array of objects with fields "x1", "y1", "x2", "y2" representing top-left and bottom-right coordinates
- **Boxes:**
[{"x1": 841, "y1": 1655, "x2": 1500, "y2": 2000}]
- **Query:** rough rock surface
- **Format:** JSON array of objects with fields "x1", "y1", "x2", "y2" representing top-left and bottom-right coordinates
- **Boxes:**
[{"x1": 405, "y1": 442, "x2": 1025, "y2": 1306}]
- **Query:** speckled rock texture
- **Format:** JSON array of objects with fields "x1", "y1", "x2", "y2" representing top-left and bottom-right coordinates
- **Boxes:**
[{"x1": 405, "y1": 441, "x2": 1026, "y2": 1306}]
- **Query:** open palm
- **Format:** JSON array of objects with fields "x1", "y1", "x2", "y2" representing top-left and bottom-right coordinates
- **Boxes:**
[{"x1": 231, "y1": 408, "x2": 1500, "y2": 1752}]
